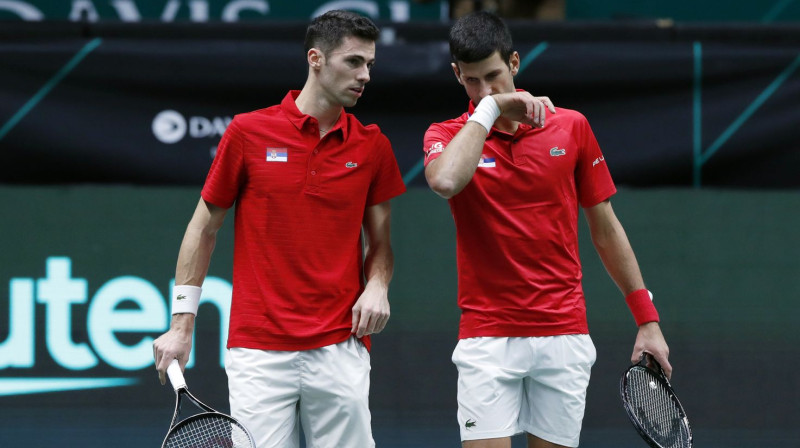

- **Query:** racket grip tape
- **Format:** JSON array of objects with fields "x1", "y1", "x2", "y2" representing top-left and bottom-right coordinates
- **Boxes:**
[
  {"x1": 167, "y1": 359, "x2": 187, "y2": 391},
  {"x1": 625, "y1": 289, "x2": 659, "y2": 326}
]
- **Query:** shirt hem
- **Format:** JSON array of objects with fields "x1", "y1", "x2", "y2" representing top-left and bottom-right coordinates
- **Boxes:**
[{"x1": 227, "y1": 331, "x2": 371, "y2": 352}]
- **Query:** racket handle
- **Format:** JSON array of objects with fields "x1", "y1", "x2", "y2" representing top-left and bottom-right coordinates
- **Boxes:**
[{"x1": 167, "y1": 359, "x2": 187, "y2": 391}]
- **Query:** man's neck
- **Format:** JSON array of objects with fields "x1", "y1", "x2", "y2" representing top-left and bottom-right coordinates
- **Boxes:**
[
  {"x1": 494, "y1": 116, "x2": 519, "y2": 135},
  {"x1": 295, "y1": 85, "x2": 341, "y2": 132}
]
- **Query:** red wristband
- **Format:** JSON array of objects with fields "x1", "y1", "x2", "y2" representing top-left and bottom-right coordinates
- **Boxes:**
[{"x1": 625, "y1": 289, "x2": 659, "y2": 326}]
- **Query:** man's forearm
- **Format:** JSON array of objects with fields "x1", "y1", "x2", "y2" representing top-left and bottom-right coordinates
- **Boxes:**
[{"x1": 425, "y1": 122, "x2": 488, "y2": 199}]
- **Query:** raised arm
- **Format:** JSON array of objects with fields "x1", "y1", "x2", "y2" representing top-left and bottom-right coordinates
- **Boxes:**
[
  {"x1": 583, "y1": 200, "x2": 672, "y2": 378},
  {"x1": 425, "y1": 120, "x2": 490, "y2": 199},
  {"x1": 425, "y1": 92, "x2": 554, "y2": 199},
  {"x1": 351, "y1": 200, "x2": 394, "y2": 338},
  {"x1": 153, "y1": 198, "x2": 228, "y2": 384}
]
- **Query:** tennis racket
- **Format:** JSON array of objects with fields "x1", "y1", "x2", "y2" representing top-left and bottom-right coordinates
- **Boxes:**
[
  {"x1": 620, "y1": 353, "x2": 692, "y2": 448},
  {"x1": 162, "y1": 359, "x2": 256, "y2": 448}
]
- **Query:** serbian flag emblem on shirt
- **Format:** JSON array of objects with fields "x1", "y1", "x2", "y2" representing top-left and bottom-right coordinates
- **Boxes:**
[
  {"x1": 266, "y1": 148, "x2": 288, "y2": 162},
  {"x1": 478, "y1": 154, "x2": 496, "y2": 168}
]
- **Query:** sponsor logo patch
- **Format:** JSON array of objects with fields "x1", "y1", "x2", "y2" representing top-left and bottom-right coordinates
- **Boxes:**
[{"x1": 426, "y1": 141, "x2": 444, "y2": 158}]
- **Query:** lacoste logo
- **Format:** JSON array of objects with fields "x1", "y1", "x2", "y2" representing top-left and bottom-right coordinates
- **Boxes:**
[
  {"x1": 592, "y1": 155, "x2": 605, "y2": 167},
  {"x1": 345, "y1": 162, "x2": 358, "y2": 168},
  {"x1": 176, "y1": 294, "x2": 187, "y2": 301},
  {"x1": 550, "y1": 147, "x2": 566, "y2": 156},
  {"x1": 465, "y1": 419, "x2": 477, "y2": 429}
]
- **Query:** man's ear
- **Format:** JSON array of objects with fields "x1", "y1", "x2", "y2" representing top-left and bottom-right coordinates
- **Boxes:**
[
  {"x1": 451, "y1": 62, "x2": 464, "y2": 85},
  {"x1": 509, "y1": 51, "x2": 520, "y2": 75},
  {"x1": 308, "y1": 48, "x2": 324, "y2": 69}
]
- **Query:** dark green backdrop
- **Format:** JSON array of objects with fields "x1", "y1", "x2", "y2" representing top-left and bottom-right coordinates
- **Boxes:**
[{"x1": 1, "y1": 186, "x2": 798, "y2": 446}]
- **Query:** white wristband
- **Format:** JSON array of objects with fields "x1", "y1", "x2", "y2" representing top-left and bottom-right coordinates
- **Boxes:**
[
  {"x1": 467, "y1": 95, "x2": 501, "y2": 133},
  {"x1": 172, "y1": 285, "x2": 201, "y2": 315}
]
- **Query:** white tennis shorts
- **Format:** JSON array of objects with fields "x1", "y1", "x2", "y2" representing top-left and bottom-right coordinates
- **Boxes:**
[
  {"x1": 225, "y1": 337, "x2": 374, "y2": 448},
  {"x1": 452, "y1": 335, "x2": 596, "y2": 447}
]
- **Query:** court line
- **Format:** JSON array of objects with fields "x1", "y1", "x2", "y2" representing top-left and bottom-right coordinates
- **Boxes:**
[
  {"x1": 0, "y1": 38, "x2": 103, "y2": 142},
  {"x1": 402, "y1": 42, "x2": 550, "y2": 186}
]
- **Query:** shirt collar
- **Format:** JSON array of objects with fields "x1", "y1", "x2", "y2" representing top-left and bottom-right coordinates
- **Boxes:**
[{"x1": 281, "y1": 90, "x2": 348, "y2": 140}]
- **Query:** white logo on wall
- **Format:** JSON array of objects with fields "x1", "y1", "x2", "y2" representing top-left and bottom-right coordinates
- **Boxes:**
[
  {"x1": 152, "y1": 110, "x2": 187, "y2": 144},
  {"x1": 152, "y1": 109, "x2": 232, "y2": 147},
  {"x1": 0, "y1": 256, "x2": 232, "y2": 396}
]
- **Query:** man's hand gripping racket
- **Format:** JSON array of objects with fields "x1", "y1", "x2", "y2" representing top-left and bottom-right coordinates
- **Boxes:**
[
  {"x1": 620, "y1": 353, "x2": 693, "y2": 448},
  {"x1": 162, "y1": 360, "x2": 256, "y2": 448}
]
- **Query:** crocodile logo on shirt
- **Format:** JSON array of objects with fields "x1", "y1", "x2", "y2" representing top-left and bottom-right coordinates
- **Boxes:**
[
  {"x1": 550, "y1": 147, "x2": 566, "y2": 156},
  {"x1": 465, "y1": 419, "x2": 477, "y2": 429},
  {"x1": 345, "y1": 162, "x2": 358, "y2": 168}
]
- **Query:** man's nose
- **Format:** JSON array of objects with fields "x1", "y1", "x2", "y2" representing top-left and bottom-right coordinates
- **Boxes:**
[{"x1": 357, "y1": 65, "x2": 370, "y2": 83}]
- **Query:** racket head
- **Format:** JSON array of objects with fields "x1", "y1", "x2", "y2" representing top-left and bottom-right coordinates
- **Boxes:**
[
  {"x1": 619, "y1": 355, "x2": 693, "y2": 448},
  {"x1": 161, "y1": 411, "x2": 256, "y2": 448}
]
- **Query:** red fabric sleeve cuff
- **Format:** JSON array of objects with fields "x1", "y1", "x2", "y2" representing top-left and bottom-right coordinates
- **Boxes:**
[{"x1": 625, "y1": 289, "x2": 660, "y2": 326}]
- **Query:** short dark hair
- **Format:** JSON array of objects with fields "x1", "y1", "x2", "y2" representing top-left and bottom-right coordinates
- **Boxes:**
[
  {"x1": 304, "y1": 10, "x2": 380, "y2": 56},
  {"x1": 449, "y1": 11, "x2": 514, "y2": 66}
]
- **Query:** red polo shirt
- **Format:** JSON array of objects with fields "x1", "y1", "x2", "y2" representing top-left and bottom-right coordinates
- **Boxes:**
[
  {"x1": 423, "y1": 100, "x2": 616, "y2": 339},
  {"x1": 203, "y1": 90, "x2": 406, "y2": 351}
]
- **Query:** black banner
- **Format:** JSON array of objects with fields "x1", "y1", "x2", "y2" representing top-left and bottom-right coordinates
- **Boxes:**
[{"x1": 1, "y1": 21, "x2": 799, "y2": 188}]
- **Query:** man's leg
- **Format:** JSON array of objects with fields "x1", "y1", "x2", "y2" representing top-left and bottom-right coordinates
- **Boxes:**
[
  {"x1": 454, "y1": 338, "x2": 528, "y2": 445},
  {"x1": 300, "y1": 336, "x2": 374, "y2": 448},
  {"x1": 226, "y1": 347, "x2": 302, "y2": 448},
  {"x1": 519, "y1": 335, "x2": 596, "y2": 448},
  {"x1": 463, "y1": 437, "x2": 512, "y2": 448},
  {"x1": 461, "y1": 433, "x2": 569, "y2": 448},
  {"x1": 527, "y1": 433, "x2": 570, "y2": 448}
]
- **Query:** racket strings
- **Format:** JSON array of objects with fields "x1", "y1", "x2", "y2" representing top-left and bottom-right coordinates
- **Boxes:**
[
  {"x1": 165, "y1": 415, "x2": 253, "y2": 448},
  {"x1": 626, "y1": 369, "x2": 690, "y2": 448}
]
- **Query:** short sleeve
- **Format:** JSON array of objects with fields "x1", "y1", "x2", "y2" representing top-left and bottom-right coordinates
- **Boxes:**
[
  {"x1": 366, "y1": 133, "x2": 406, "y2": 206},
  {"x1": 201, "y1": 118, "x2": 246, "y2": 209},
  {"x1": 423, "y1": 123, "x2": 456, "y2": 167},
  {"x1": 575, "y1": 114, "x2": 617, "y2": 208}
]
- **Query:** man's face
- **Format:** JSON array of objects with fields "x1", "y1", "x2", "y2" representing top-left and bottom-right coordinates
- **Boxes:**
[
  {"x1": 452, "y1": 50, "x2": 519, "y2": 105},
  {"x1": 316, "y1": 36, "x2": 376, "y2": 108}
]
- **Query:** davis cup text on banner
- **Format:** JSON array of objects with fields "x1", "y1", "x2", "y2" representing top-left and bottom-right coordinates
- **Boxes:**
[
  {"x1": 0, "y1": 0, "x2": 445, "y2": 22},
  {"x1": 152, "y1": 110, "x2": 231, "y2": 146},
  {"x1": 0, "y1": 257, "x2": 232, "y2": 372}
]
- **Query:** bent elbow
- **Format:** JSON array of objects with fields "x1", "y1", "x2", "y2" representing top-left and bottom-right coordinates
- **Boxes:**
[{"x1": 426, "y1": 174, "x2": 460, "y2": 199}]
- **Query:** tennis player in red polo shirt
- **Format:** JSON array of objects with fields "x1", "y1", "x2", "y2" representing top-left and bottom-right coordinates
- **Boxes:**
[
  {"x1": 423, "y1": 12, "x2": 671, "y2": 448},
  {"x1": 153, "y1": 10, "x2": 405, "y2": 448}
]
